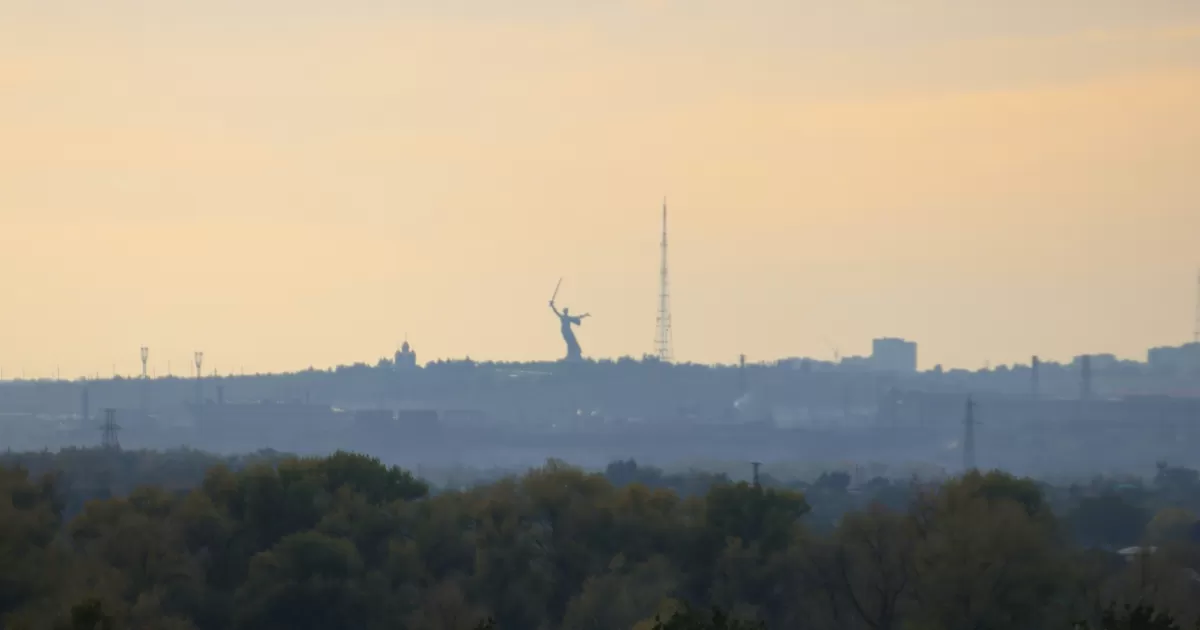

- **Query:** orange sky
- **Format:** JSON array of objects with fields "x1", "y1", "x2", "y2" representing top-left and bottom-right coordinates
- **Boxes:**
[{"x1": 2, "y1": 1, "x2": 1199, "y2": 378}]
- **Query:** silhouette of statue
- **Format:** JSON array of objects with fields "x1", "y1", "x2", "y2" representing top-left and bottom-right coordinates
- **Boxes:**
[{"x1": 550, "y1": 300, "x2": 590, "y2": 361}]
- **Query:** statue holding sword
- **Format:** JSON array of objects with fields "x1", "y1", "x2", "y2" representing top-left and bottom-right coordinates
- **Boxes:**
[{"x1": 549, "y1": 278, "x2": 590, "y2": 362}]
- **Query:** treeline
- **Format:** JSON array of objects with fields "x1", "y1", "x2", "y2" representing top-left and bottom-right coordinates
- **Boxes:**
[
  {"x1": 0, "y1": 447, "x2": 294, "y2": 519},
  {"x1": 11, "y1": 448, "x2": 1200, "y2": 549},
  {"x1": 2, "y1": 450, "x2": 1200, "y2": 629}
]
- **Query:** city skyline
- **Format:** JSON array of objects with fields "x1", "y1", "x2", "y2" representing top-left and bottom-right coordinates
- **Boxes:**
[
  {"x1": 3, "y1": 1, "x2": 1199, "y2": 377},
  {"x1": 4, "y1": 334, "x2": 1198, "y2": 383}
]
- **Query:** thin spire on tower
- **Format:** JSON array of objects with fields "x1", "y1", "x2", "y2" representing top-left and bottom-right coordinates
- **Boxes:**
[{"x1": 655, "y1": 197, "x2": 673, "y2": 362}]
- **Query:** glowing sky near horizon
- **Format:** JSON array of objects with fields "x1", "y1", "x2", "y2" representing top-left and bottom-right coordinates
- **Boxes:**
[{"x1": 2, "y1": 1, "x2": 1199, "y2": 377}]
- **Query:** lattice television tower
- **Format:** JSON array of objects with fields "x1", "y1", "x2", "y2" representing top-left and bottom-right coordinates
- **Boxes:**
[
  {"x1": 101, "y1": 408, "x2": 121, "y2": 450},
  {"x1": 654, "y1": 198, "x2": 673, "y2": 362},
  {"x1": 140, "y1": 346, "x2": 149, "y2": 379}
]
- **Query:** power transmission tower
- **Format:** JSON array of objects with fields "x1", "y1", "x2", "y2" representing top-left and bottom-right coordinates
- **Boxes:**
[
  {"x1": 751, "y1": 461, "x2": 762, "y2": 488},
  {"x1": 654, "y1": 198, "x2": 673, "y2": 362},
  {"x1": 194, "y1": 351, "x2": 204, "y2": 404},
  {"x1": 101, "y1": 408, "x2": 121, "y2": 450},
  {"x1": 963, "y1": 396, "x2": 977, "y2": 472}
]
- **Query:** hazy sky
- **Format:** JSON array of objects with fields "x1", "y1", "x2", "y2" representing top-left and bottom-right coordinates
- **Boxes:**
[{"x1": 2, "y1": 1, "x2": 1199, "y2": 378}]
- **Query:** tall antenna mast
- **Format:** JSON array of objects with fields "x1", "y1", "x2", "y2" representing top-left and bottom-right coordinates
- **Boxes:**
[{"x1": 655, "y1": 197, "x2": 673, "y2": 362}]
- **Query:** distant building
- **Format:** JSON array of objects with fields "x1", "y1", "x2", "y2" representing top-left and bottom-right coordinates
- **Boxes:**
[
  {"x1": 394, "y1": 340, "x2": 417, "y2": 369},
  {"x1": 1148, "y1": 343, "x2": 1200, "y2": 374},
  {"x1": 872, "y1": 338, "x2": 918, "y2": 373},
  {"x1": 838, "y1": 356, "x2": 875, "y2": 372},
  {"x1": 1072, "y1": 353, "x2": 1118, "y2": 371}
]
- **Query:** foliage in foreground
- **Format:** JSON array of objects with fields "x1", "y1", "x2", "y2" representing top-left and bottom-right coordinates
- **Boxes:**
[{"x1": 1, "y1": 450, "x2": 1199, "y2": 629}]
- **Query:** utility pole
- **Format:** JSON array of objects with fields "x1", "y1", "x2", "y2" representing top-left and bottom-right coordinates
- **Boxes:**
[{"x1": 963, "y1": 396, "x2": 977, "y2": 472}]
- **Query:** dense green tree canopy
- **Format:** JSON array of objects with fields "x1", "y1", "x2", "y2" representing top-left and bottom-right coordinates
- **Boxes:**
[{"x1": 2, "y1": 449, "x2": 1200, "y2": 629}]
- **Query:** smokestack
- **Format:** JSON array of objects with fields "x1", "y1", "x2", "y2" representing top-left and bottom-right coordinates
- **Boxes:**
[
  {"x1": 1031, "y1": 356, "x2": 1040, "y2": 398},
  {"x1": 1080, "y1": 355, "x2": 1092, "y2": 400},
  {"x1": 738, "y1": 354, "x2": 747, "y2": 396}
]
